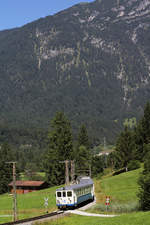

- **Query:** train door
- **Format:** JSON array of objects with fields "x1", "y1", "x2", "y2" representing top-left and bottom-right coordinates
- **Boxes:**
[
  {"x1": 61, "y1": 191, "x2": 67, "y2": 206},
  {"x1": 67, "y1": 191, "x2": 74, "y2": 205}
]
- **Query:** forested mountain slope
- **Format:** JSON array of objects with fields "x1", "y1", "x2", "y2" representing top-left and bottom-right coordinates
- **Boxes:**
[{"x1": 0, "y1": 0, "x2": 150, "y2": 142}]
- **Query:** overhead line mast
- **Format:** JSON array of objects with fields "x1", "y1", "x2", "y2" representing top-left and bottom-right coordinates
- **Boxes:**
[{"x1": 6, "y1": 161, "x2": 17, "y2": 222}]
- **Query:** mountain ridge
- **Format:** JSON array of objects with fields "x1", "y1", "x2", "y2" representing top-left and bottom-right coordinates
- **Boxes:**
[{"x1": 0, "y1": 0, "x2": 150, "y2": 143}]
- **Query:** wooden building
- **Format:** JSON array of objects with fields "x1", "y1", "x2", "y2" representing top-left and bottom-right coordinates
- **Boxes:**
[{"x1": 9, "y1": 181, "x2": 48, "y2": 194}]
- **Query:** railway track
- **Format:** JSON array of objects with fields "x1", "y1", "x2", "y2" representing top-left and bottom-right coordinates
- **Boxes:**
[{"x1": 1, "y1": 210, "x2": 64, "y2": 225}]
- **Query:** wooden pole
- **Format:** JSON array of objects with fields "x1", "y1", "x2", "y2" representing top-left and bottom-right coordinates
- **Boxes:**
[
  {"x1": 65, "y1": 160, "x2": 69, "y2": 186},
  {"x1": 71, "y1": 160, "x2": 75, "y2": 184},
  {"x1": 6, "y1": 162, "x2": 17, "y2": 222},
  {"x1": 13, "y1": 162, "x2": 17, "y2": 221}
]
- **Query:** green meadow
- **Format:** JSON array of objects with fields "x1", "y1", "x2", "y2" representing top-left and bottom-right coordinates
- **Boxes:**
[
  {"x1": 35, "y1": 168, "x2": 149, "y2": 225},
  {"x1": 0, "y1": 186, "x2": 58, "y2": 224},
  {"x1": 91, "y1": 168, "x2": 142, "y2": 213},
  {"x1": 100, "y1": 168, "x2": 141, "y2": 202},
  {"x1": 0, "y1": 167, "x2": 148, "y2": 225},
  {"x1": 35, "y1": 212, "x2": 150, "y2": 225}
]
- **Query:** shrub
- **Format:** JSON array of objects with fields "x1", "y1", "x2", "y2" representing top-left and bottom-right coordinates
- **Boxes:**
[
  {"x1": 138, "y1": 152, "x2": 150, "y2": 210},
  {"x1": 112, "y1": 168, "x2": 126, "y2": 176},
  {"x1": 127, "y1": 160, "x2": 140, "y2": 171},
  {"x1": 91, "y1": 202, "x2": 139, "y2": 213}
]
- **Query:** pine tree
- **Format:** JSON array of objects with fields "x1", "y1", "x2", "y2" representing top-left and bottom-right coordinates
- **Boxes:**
[
  {"x1": 0, "y1": 143, "x2": 13, "y2": 194},
  {"x1": 43, "y1": 112, "x2": 73, "y2": 186},
  {"x1": 141, "y1": 102, "x2": 150, "y2": 143},
  {"x1": 135, "y1": 102, "x2": 150, "y2": 159},
  {"x1": 138, "y1": 152, "x2": 150, "y2": 210},
  {"x1": 77, "y1": 124, "x2": 90, "y2": 150},
  {"x1": 115, "y1": 126, "x2": 137, "y2": 168},
  {"x1": 134, "y1": 120, "x2": 145, "y2": 160},
  {"x1": 75, "y1": 125, "x2": 91, "y2": 176},
  {"x1": 91, "y1": 156, "x2": 104, "y2": 177},
  {"x1": 75, "y1": 145, "x2": 90, "y2": 173}
]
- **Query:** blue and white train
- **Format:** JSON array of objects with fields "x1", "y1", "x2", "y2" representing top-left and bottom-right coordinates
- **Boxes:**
[{"x1": 56, "y1": 177, "x2": 94, "y2": 209}]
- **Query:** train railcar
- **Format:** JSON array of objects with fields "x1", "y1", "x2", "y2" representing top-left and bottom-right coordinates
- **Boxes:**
[{"x1": 56, "y1": 176, "x2": 94, "y2": 209}]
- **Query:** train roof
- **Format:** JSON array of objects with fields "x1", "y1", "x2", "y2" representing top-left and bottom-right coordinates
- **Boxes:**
[{"x1": 56, "y1": 177, "x2": 93, "y2": 192}]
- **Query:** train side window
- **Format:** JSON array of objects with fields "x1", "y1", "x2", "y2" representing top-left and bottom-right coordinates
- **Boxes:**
[
  {"x1": 57, "y1": 192, "x2": 61, "y2": 197},
  {"x1": 63, "y1": 191, "x2": 66, "y2": 197},
  {"x1": 67, "y1": 191, "x2": 72, "y2": 197}
]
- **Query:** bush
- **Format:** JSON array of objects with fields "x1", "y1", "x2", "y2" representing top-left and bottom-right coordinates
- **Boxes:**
[
  {"x1": 112, "y1": 168, "x2": 126, "y2": 176},
  {"x1": 138, "y1": 152, "x2": 150, "y2": 210},
  {"x1": 127, "y1": 160, "x2": 140, "y2": 171},
  {"x1": 91, "y1": 202, "x2": 139, "y2": 213}
]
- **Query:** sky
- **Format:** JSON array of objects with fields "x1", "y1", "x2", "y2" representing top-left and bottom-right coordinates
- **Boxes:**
[{"x1": 0, "y1": 0, "x2": 94, "y2": 31}]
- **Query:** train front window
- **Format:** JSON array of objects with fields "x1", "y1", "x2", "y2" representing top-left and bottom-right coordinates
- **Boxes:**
[
  {"x1": 67, "y1": 191, "x2": 72, "y2": 197},
  {"x1": 57, "y1": 192, "x2": 61, "y2": 197},
  {"x1": 63, "y1": 191, "x2": 66, "y2": 197}
]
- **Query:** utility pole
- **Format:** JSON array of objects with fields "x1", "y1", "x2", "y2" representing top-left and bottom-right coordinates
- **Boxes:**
[
  {"x1": 104, "y1": 137, "x2": 106, "y2": 150},
  {"x1": 59, "y1": 160, "x2": 69, "y2": 186},
  {"x1": 71, "y1": 160, "x2": 75, "y2": 184},
  {"x1": 6, "y1": 162, "x2": 17, "y2": 222},
  {"x1": 65, "y1": 160, "x2": 69, "y2": 186},
  {"x1": 89, "y1": 164, "x2": 92, "y2": 178}
]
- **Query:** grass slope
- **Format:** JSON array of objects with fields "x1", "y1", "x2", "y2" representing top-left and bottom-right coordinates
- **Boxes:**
[
  {"x1": 36, "y1": 168, "x2": 150, "y2": 225},
  {"x1": 0, "y1": 167, "x2": 146, "y2": 224},
  {"x1": 0, "y1": 186, "x2": 58, "y2": 224},
  {"x1": 35, "y1": 212, "x2": 150, "y2": 225},
  {"x1": 95, "y1": 168, "x2": 141, "y2": 203}
]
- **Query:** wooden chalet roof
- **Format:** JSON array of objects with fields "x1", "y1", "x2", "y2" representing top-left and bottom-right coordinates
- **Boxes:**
[{"x1": 8, "y1": 181, "x2": 45, "y2": 187}]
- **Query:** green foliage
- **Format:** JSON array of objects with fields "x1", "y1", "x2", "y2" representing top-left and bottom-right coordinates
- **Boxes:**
[
  {"x1": 141, "y1": 102, "x2": 150, "y2": 144},
  {"x1": 91, "y1": 156, "x2": 104, "y2": 177},
  {"x1": 123, "y1": 117, "x2": 137, "y2": 129},
  {"x1": 43, "y1": 112, "x2": 73, "y2": 186},
  {"x1": 138, "y1": 153, "x2": 150, "y2": 210},
  {"x1": 0, "y1": 143, "x2": 14, "y2": 194},
  {"x1": 91, "y1": 202, "x2": 139, "y2": 213},
  {"x1": 77, "y1": 124, "x2": 90, "y2": 150},
  {"x1": 115, "y1": 127, "x2": 137, "y2": 168},
  {"x1": 0, "y1": 126, "x2": 47, "y2": 172},
  {"x1": 74, "y1": 124, "x2": 92, "y2": 176},
  {"x1": 127, "y1": 160, "x2": 141, "y2": 171},
  {"x1": 135, "y1": 102, "x2": 150, "y2": 159},
  {"x1": 75, "y1": 145, "x2": 91, "y2": 176}
]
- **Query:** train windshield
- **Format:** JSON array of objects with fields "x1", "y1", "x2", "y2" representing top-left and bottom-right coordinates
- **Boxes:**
[
  {"x1": 67, "y1": 191, "x2": 72, "y2": 197},
  {"x1": 63, "y1": 191, "x2": 66, "y2": 197},
  {"x1": 57, "y1": 192, "x2": 61, "y2": 197}
]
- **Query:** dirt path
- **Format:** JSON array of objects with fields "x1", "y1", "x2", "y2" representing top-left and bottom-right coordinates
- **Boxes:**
[{"x1": 68, "y1": 210, "x2": 117, "y2": 217}]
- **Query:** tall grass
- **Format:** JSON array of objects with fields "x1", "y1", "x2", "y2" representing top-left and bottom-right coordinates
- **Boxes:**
[
  {"x1": 0, "y1": 185, "x2": 59, "y2": 224},
  {"x1": 35, "y1": 212, "x2": 150, "y2": 225},
  {"x1": 90, "y1": 202, "x2": 139, "y2": 213},
  {"x1": 95, "y1": 168, "x2": 141, "y2": 203}
]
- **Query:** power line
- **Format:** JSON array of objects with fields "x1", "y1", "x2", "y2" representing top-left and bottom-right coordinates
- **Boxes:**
[
  {"x1": 6, "y1": 161, "x2": 17, "y2": 222},
  {"x1": 59, "y1": 160, "x2": 76, "y2": 185},
  {"x1": 59, "y1": 160, "x2": 69, "y2": 186},
  {"x1": 71, "y1": 160, "x2": 75, "y2": 184}
]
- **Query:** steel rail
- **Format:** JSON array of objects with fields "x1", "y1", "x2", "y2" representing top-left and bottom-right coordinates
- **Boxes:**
[{"x1": 1, "y1": 210, "x2": 64, "y2": 225}]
